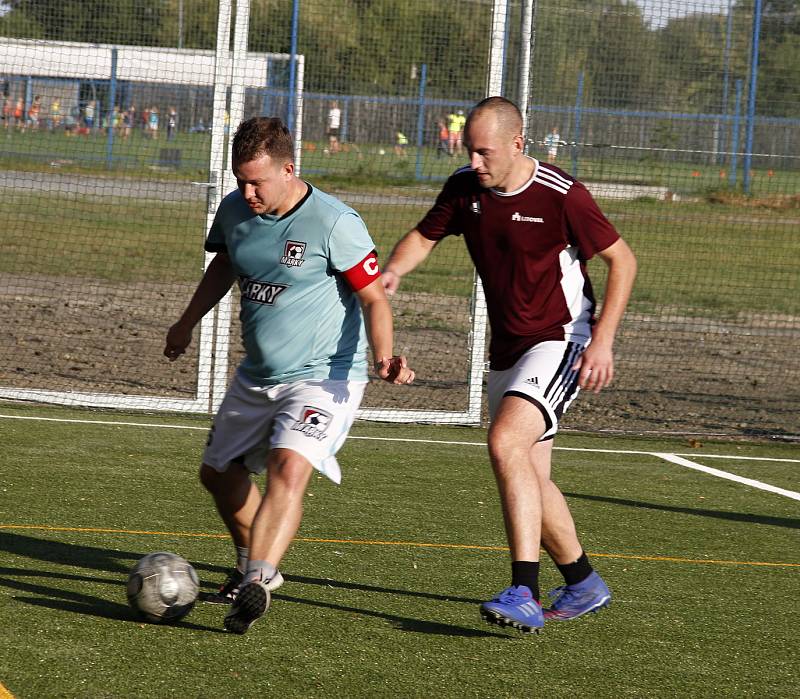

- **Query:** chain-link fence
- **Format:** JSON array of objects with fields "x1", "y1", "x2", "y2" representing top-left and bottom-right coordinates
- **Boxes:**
[{"x1": 1, "y1": 0, "x2": 798, "y2": 438}]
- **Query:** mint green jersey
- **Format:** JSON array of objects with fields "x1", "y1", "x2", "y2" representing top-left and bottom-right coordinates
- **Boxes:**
[{"x1": 205, "y1": 184, "x2": 375, "y2": 385}]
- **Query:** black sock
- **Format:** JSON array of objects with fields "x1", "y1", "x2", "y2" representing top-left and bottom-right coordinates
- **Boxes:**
[
  {"x1": 556, "y1": 551, "x2": 593, "y2": 586},
  {"x1": 511, "y1": 560, "x2": 540, "y2": 601}
]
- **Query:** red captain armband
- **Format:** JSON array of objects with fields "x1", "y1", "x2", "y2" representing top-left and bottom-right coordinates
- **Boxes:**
[{"x1": 342, "y1": 251, "x2": 381, "y2": 291}]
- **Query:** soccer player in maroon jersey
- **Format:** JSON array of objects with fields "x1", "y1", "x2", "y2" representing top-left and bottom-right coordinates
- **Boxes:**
[{"x1": 382, "y1": 97, "x2": 637, "y2": 633}]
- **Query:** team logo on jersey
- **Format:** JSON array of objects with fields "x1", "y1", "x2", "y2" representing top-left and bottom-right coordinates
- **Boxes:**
[
  {"x1": 291, "y1": 406, "x2": 332, "y2": 441},
  {"x1": 280, "y1": 240, "x2": 306, "y2": 267},
  {"x1": 512, "y1": 212, "x2": 544, "y2": 223},
  {"x1": 470, "y1": 200, "x2": 482, "y2": 215},
  {"x1": 239, "y1": 277, "x2": 289, "y2": 305}
]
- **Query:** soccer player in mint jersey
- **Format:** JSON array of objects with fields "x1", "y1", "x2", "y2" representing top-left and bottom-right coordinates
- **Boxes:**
[
  {"x1": 382, "y1": 97, "x2": 636, "y2": 633},
  {"x1": 165, "y1": 117, "x2": 414, "y2": 634}
]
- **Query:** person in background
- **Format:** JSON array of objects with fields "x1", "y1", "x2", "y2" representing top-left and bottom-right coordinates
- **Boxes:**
[
  {"x1": 2, "y1": 97, "x2": 12, "y2": 130},
  {"x1": 148, "y1": 106, "x2": 159, "y2": 139},
  {"x1": 49, "y1": 98, "x2": 62, "y2": 131},
  {"x1": 326, "y1": 100, "x2": 341, "y2": 154},
  {"x1": 167, "y1": 106, "x2": 178, "y2": 141},
  {"x1": 544, "y1": 127, "x2": 564, "y2": 164},
  {"x1": 394, "y1": 131, "x2": 408, "y2": 157},
  {"x1": 447, "y1": 108, "x2": 466, "y2": 157},
  {"x1": 436, "y1": 118, "x2": 449, "y2": 158}
]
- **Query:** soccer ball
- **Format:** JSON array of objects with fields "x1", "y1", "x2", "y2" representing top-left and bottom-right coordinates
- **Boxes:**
[{"x1": 126, "y1": 552, "x2": 199, "y2": 624}]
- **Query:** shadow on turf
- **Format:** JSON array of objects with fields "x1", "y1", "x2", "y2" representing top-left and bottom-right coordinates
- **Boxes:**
[
  {"x1": 280, "y1": 573, "x2": 483, "y2": 605},
  {"x1": 0, "y1": 533, "x2": 229, "y2": 632},
  {"x1": 0, "y1": 531, "x2": 232, "y2": 579},
  {"x1": 0, "y1": 567, "x2": 224, "y2": 632},
  {"x1": 273, "y1": 593, "x2": 506, "y2": 638},
  {"x1": 563, "y1": 492, "x2": 800, "y2": 529},
  {"x1": 0, "y1": 534, "x2": 500, "y2": 637}
]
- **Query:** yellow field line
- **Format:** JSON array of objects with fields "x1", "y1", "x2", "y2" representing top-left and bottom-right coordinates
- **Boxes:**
[{"x1": 1, "y1": 524, "x2": 797, "y2": 569}]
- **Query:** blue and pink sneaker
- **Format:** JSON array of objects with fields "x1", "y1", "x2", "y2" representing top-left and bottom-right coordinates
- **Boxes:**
[
  {"x1": 543, "y1": 571, "x2": 611, "y2": 621},
  {"x1": 480, "y1": 585, "x2": 544, "y2": 633}
]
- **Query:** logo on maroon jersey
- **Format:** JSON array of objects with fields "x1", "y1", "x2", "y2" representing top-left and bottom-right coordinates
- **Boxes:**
[
  {"x1": 280, "y1": 240, "x2": 306, "y2": 267},
  {"x1": 512, "y1": 212, "x2": 544, "y2": 223}
]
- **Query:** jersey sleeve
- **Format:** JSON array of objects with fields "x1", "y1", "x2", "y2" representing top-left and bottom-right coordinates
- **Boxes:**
[
  {"x1": 416, "y1": 174, "x2": 464, "y2": 241},
  {"x1": 328, "y1": 211, "x2": 377, "y2": 273},
  {"x1": 204, "y1": 213, "x2": 227, "y2": 253},
  {"x1": 563, "y1": 183, "x2": 620, "y2": 260}
]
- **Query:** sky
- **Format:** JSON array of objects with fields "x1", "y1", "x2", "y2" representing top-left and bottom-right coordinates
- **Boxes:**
[{"x1": 636, "y1": 0, "x2": 732, "y2": 27}]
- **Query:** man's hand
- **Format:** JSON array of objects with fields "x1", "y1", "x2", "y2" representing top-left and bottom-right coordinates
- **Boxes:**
[
  {"x1": 164, "y1": 322, "x2": 193, "y2": 362},
  {"x1": 375, "y1": 356, "x2": 415, "y2": 385},
  {"x1": 381, "y1": 270, "x2": 401, "y2": 298},
  {"x1": 573, "y1": 340, "x2": 614, "y2": 394}
]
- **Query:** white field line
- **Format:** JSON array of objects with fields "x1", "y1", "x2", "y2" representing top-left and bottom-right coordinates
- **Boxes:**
[
  {"x1": 0, "y1": 414, "x2": 208, "y2": 431},
  {"x1": 1, "y1": 414, "x2": 799, "y2": 501},
  {"x1": 655, "y1": 453, "x2": 800, "y2": 501}
]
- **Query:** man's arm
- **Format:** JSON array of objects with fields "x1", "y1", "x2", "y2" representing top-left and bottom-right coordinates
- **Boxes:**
[
  {"x1": 574, "y1": 237, "x2": 637, "y2": 393},
  {"x1": 355, "y1": 278, "x2": 414, "y2": 384},
  {"x1": 164, "y1": 252, "x2": 237, "y2": 361},
  {"x1": 381, "y1": 229, "x2": 438, "y2": 296}
]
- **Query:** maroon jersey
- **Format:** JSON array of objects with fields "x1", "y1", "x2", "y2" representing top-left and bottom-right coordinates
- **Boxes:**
[{"x1": 417, "y1": 159, "x2": 619, "y2": 370}]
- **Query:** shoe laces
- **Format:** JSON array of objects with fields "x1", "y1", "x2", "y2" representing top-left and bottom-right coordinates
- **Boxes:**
[
  {"x1": 497, "y1": 586, "x2": 532, "y2": 604},
  {"x1": 546, "y1": 584, "x2": 573, "y2": 607}
]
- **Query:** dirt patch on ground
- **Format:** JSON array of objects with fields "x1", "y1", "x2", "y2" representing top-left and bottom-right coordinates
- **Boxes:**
[{"x1": 2, "y1": 276, "x2": 798, "y2": 439}]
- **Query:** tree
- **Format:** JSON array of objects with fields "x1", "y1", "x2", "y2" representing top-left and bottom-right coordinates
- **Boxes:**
[{"x1": 1, "y1": 0, "x2": 168, "y2": 45}]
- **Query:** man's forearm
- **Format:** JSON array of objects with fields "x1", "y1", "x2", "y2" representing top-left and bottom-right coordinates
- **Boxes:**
[
  {"x1": 176, "y1": 255, "x2": 236, "y2": 329},
  {"x1": 594, "y1": 240, "x2": 637, "y2": 343},
  {"x1": 383, "y1": 229, "x2": 436, "y2": 277},
  {"x1": 361, "y1": 297, "x2": 394, "y2": 365}
]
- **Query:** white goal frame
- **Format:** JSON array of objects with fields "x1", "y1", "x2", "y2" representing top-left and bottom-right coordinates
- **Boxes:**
[{"x1": 0, "y1": 0, "x2": 504, "y2": 425}]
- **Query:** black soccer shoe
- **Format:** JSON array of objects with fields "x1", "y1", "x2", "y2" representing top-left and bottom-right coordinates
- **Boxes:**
[
  {"x1": 201, "y1": 568, "x2": 243, "y2": 604},
  {"x1": 223, "y1": 581, "x2": 270, "y2": 634},
  {"x1": 202, "y1": 568, "x2": 284, "y2": 604}
]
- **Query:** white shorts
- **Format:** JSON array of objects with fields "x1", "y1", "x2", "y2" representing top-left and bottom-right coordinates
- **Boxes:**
[
  {"x1": 203, "y1": 370, "x2": 366, "y2": 484},
  {"x1": 487, "y1": 340, "x2": 587, "y2": 441}
]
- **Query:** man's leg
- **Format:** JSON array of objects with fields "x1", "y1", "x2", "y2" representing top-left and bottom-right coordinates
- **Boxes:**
[
  {"x1": 530, "y1": 440, "x2": 612, "y2": 621},
  {"x1": 487, "y1": 396, "x2": 546, "y2": 563},
  {"x1": 529, "y1": 440, "x2": 583, "y2": 564},
  {"x1": 199, "y1": 462, "x2": 262, "y2": 603},
  {"x1": 200, "y1": 462, "x2": 261, "y2": 551},
  {"x1": 224, "y1": 448, "x2": 313, "y2": 634},
  {"x1": 246, "y1": 448, "x2": 314, "y2": 571},
  {"x1": 479, "y1": 395, "x2": 546, "y2": 632}
]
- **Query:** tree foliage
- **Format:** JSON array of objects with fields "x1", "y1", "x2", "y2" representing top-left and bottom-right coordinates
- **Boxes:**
[{"x1": 0, "y1": 0, "x2": 797, "y2": 116}]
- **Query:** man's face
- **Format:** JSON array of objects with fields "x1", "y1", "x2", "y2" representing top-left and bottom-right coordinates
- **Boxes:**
[
  {"x1": 464, "y1": 114, "x2": 522, "y2": 191},
  {"x1": 233, "y1": 153, "x2": 292, "y2": 216}
]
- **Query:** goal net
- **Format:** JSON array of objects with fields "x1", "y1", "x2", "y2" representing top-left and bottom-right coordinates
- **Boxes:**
[{"x1": 1, "y1": 0, "x2": 798, "y2": 439}]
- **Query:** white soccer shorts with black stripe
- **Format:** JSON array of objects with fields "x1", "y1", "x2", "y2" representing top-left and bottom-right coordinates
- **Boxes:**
[{"x1": 487, "y1": 340, "x2": 587, "y2": 441}]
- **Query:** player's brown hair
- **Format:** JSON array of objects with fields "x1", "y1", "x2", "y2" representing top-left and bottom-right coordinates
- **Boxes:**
[
  {"x1": 232, "y1": 117, "x2": 294, "y2": 165},
  {"x1": 468, "y1": 96, "x2": 523, "y2": 137}
]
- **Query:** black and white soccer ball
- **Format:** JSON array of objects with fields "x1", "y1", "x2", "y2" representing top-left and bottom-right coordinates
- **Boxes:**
[{"x1": 126, "y1": 552, "x2": 199, "y2": 623}]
